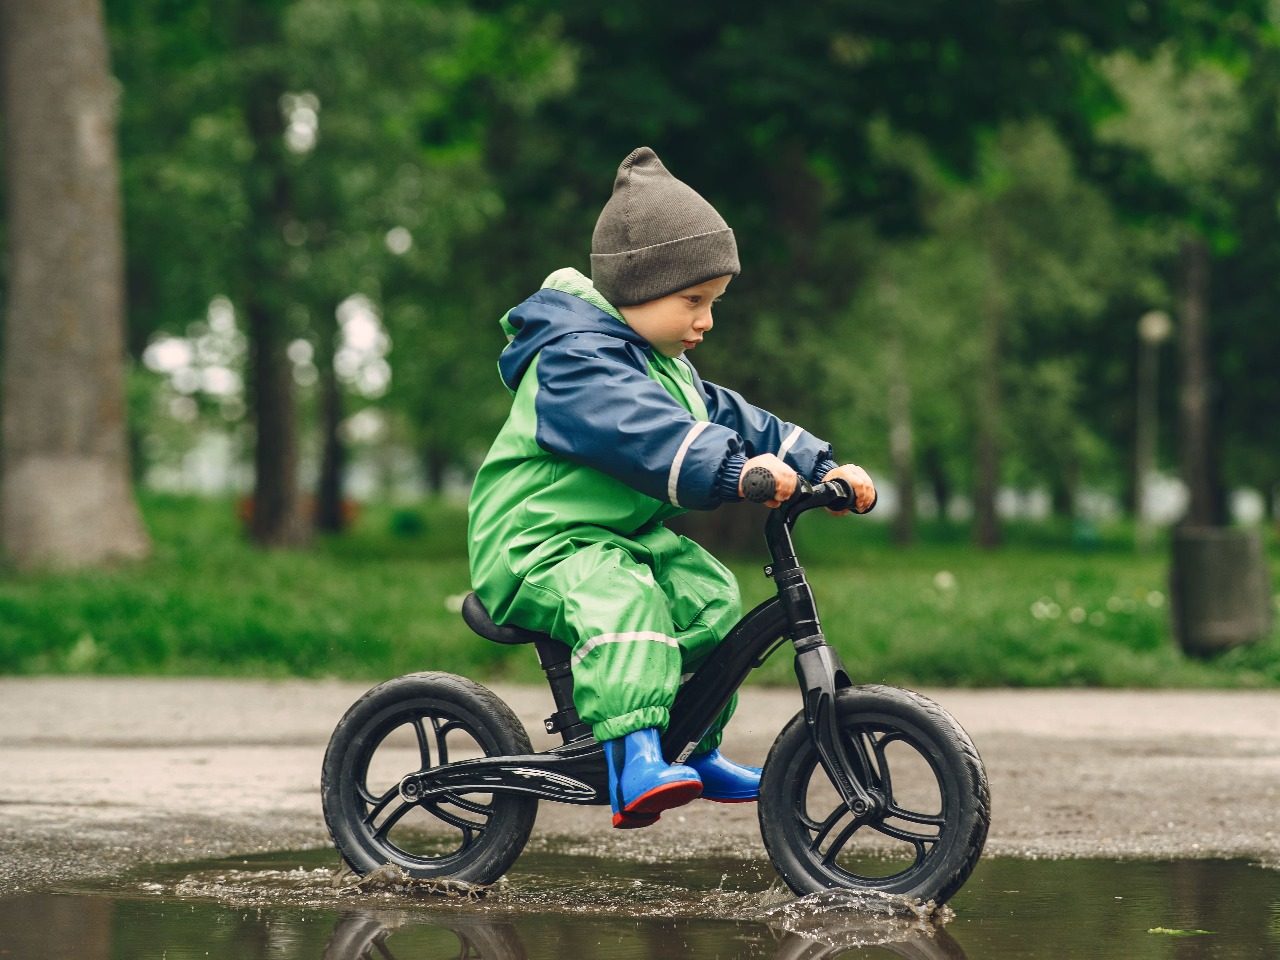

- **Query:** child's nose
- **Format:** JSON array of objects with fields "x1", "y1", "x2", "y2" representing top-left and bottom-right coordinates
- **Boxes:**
[{"x1": 694, "y1": 311, "x2": 714, "y2": 332}]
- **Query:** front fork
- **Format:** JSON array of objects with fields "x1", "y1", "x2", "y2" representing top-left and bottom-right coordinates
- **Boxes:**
[
  {"x1": 770, "y1": 553, "x2": 881, "y2": 820},
  {"x1": 794, "y1": 643, "x2": 879, "y2": 818}
]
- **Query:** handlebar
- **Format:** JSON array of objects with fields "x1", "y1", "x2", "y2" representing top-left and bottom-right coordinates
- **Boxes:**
[
  {"x1": 755, "y1": 475, "x2": 856, "y2": 568},
  {"x1": 742, "y1": 469, "x2": 858, "y2": 515}
]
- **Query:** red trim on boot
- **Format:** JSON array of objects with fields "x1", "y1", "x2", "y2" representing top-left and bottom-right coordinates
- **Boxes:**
[{"x1": 623, "y1": 778, "x2": 702, "y2": 816}]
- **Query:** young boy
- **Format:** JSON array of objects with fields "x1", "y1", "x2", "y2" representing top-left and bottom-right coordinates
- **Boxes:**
[{"x1": 468, "y1": 147, "x2": 875, "y2": 828}]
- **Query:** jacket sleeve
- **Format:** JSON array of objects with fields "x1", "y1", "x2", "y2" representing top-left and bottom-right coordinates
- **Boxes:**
[
  {"x1": 533, "y1": 332, "x2": 747, "y2": 509},
  {"x1": 690, "y1": 362, "x2": 837, "y2": 482}
]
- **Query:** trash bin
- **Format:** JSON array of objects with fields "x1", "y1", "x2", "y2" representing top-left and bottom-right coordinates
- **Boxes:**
[{"x1": 1169, "y1": 526, "x2": 1273, "y2": 656}]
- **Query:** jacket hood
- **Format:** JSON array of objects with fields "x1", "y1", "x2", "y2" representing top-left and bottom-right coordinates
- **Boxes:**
[{"x1": 497, "y1": 268, "x2": 648, "y2": 391}]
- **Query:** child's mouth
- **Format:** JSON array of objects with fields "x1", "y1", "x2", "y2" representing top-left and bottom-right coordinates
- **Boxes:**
[{"x1": 682, "y1": 339, "x2": 701, "y2": 350}]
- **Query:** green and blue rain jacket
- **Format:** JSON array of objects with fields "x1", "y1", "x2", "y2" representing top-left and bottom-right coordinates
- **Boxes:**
[{"x1": 468, "y1": 269, "x2": 836, "y2": 624}]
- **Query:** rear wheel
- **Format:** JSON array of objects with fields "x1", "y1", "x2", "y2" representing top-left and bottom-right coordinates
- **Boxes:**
[
  {"x1": 758, "y1": 685, "x2": 989, "y2": 905},
  {"x1": 321, "y1": 672, "x2": 537, "y2": 884}
]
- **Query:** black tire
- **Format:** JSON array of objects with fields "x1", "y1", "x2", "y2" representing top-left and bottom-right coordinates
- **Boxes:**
[
  {"x1": 758, "y1": 685, "x2": 989, "y2": 905},
  {"x1": 321, "y1": 672, "x2": 538, "y2": 885}
]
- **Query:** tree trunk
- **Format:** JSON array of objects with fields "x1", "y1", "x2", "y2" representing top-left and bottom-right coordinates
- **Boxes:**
[
  {"x1": 1050, "y1": 473, "x2": 1077, "y2": 520},
  {"x1": 242, "y1": 65, "x2": 307, "y2": 547},
  {"x1": 0, "y1": 0, "x2": 150, "y2": 569},
  {"x1": 246, "y1": 300, "x2": 307, "y2": 545},
  {"x1": 1167, "y1": 235, "x2": 1270, "y2": 652},
  {"x1": 423, "y1": 446, "x2": 449, "y2": 496},
  {"x1": 1133, "y1": 332, "x2": 1158, "y2": 545},
  {"x1": 1176, "y1": 233, "x2": 1221, "y2": 527},
  {"x1": 922, "y1": 446, "x2": 951, "y2": 521},
  {"x1": 885, "y1": 329, "x2": 915, "y2": 546},
  {"x1": 315, "y1": 308, "x2": 347, "y2": 534},
  {"x1": 973, "y1": 240, "x2": 1005, "y2": 549}
]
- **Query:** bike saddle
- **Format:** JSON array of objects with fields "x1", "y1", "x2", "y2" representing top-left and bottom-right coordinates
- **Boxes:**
[{"x1": 462, "y1": 592, "x2": 554, "y2": 646}]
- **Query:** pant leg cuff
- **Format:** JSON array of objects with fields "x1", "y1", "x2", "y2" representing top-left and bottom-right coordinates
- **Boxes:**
[
  {"x1": 592, "y1": 706, "x2": 670, "y2": 744},
  {"x1": 694, "y1": 727, "x2": 723, "y2": 755}
]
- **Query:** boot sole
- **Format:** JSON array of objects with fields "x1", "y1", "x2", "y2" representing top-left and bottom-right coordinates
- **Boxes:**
[
  {"x1": 611, "y1": 810, "x2": 661, "y2": 829},
  {"x1": 703, "y1": 795, "x2": 758, "y2": 803},
  {"x1": 623, "y1": 779, "x2": 702, "y2": 816}
]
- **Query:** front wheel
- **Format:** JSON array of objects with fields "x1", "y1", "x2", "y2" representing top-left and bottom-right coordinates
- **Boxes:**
[
  {"x1": 321, "y1": 672, "x2": 538, "y2": 885},
  {"x1": 758, "y1": 685, "x2": 989, "y2": 905}
]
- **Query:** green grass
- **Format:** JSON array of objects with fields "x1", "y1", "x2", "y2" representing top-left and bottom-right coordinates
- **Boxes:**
[{"x1": 0, "y1": 492, "x2": 1277, "y2": 687}]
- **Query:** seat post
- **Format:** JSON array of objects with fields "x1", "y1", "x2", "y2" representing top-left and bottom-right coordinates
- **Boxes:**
[
  {"x1": 460, "y1": 593, "x2": 594, "y2": 744},
  {"x1": 534, "y1": 639, "x2": 592, "y2": 743}
]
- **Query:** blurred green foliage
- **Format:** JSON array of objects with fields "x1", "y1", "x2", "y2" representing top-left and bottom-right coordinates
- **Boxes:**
[
  {"x1": 5, "y1": 1, "x2": 1280, "y2": 682},
  {"x1": 81, "y1": 0, "x2": 1280, "y2": 534},
  {"x1": 0, "y1": 495, "x2": 1274, "y2": 686}
]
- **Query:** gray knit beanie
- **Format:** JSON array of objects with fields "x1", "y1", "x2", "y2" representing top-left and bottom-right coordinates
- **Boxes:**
[{"x1": 590, "y1": 147, "x2": 740, "y2": 307}]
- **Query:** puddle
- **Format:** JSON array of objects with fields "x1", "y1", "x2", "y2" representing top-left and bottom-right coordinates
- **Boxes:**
[{"x1": 0, "y1": 850, "x2": 1276, "y2": 959}]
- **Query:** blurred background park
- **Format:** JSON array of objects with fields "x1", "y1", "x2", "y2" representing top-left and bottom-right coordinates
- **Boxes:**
[{"x1": 0, "y1": 0, "x2": 1277, "y2": 688}]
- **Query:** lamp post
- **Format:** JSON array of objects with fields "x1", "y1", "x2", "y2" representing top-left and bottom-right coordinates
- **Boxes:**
[{"x1": 1134, "y1": 310, "x2": 1171, "y2": 551}]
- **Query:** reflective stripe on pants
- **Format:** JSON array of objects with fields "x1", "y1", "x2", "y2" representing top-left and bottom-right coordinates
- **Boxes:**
[{"x1": 505, "y1": 524, "x2": 742, "y2": 748}]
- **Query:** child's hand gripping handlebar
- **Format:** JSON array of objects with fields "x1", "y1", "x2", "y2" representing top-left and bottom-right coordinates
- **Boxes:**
[
  {"x1": 820, "y1": 463, "x2": 877, "y2": 515},
  {"x1": 738, "y1": 454, "x2": 797, "y2": 508},
  {"x1": 742, "y1": 460, "x2": 875, "y2": 515}
]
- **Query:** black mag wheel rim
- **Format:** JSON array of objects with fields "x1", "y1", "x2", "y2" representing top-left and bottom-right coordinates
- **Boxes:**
[
  {"x1": 348, "y1": 701, "x2": 502, "y2": 871},
  {"x1": 794, "y1": 719, "x2": 951, "y2": 889}
]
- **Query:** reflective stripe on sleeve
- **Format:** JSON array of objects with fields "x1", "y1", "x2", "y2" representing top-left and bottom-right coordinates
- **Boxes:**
[
  {"x1": 776, "y1": 425, "x2": 803, "y2": 464},
  {"x1": 570, "y1": 631, "x2": 680, "y2": 667},
  {"x1": 667, "y1": 421, "x2": 710, "y2": 507}
]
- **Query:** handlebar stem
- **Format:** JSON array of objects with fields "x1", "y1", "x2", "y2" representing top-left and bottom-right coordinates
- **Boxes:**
[
  {"x1": 762, "y1": 477, "x2": 877, "y2": 818},
  {"x1": 763, "y1": 478, "x2": 854, "y2": 565},
  {"x1": 763, "y1": 478, "x2": 854, "y2": 644}
]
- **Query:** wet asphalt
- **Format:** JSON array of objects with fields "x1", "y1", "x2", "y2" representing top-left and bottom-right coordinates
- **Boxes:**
[{"x1": 0, "y1": 677, "x2": 1276, "y2": 896}]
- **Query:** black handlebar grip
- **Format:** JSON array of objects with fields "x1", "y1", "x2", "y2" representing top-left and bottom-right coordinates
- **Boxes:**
[
  {"x1": 742, "y1": 465, "x2": 777, "y2": 503},
  {"x1": 829, "y1": 477, "x2": 857, "y2": 512}
]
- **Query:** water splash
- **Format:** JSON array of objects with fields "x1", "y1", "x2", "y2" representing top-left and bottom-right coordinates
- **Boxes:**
[
  {"x1": 329, "y1": 862, "x2": 493, "y2": 900},
  {"x1": 162, "y1": 861, "x2": 499, "y2": 909},
  {"x1": 751, "y1": 887, "x2": 954, "y2": 950}
]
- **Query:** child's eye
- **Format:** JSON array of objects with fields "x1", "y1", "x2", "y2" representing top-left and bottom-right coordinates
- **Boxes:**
[{"x1": 685, "y1": 295, "x2": 701, "y2": 305}]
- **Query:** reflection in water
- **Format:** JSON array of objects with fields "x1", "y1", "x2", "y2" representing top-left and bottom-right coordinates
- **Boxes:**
[
  {"x1": 322, "y1": 912, "x2": 530, "y2": 960},
  {"x1": 0, "y1": 895, "x2": 112, "y2": 960},
  {"x1": 770, "y1": 929, "x2": 966, "y2": 960},
  {"x1": 1, "y1": 856, "x2": 1277, "y2": 959},
  {"x1": 320, "y1": 913, "x2": 395, "y2": 960},
  {"x1": 318, "y1": 908, "x2": 967, "y2": 960}
]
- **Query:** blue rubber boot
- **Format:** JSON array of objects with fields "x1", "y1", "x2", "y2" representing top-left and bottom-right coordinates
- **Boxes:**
[
  {"x1": 604, "y1": 728, "x2": 703, "y2": 829},
  {"x1": 687, "y1": 749, "x2": 761, "y2": 803}
]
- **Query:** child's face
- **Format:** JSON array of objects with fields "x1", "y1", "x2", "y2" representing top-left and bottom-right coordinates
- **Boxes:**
[{"x1": 619, "y1": 275, "x2": 732, "y2": 359}]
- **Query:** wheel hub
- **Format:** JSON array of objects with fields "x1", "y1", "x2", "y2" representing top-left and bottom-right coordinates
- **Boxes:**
[{"x1": 849, "y1": 788, "x2": 886, "y2": 820}]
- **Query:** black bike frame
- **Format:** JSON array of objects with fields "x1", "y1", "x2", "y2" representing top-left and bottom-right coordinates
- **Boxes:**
[{"x1": 399, "y1": 480, "x2": 879, "y2": 819}]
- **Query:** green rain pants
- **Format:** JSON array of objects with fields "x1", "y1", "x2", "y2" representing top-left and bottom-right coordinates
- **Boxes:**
[{"x1": 506, "y1": 523, "x2": 742, "y2": 750}]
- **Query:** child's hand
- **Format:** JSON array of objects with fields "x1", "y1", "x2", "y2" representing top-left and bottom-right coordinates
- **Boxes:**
[
  {"x1": 739, "y1": 454, "x2": 798, "y2": 508},
  {"x1": 822, "y1": 464, "x2": 877, "y2": 515}
]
